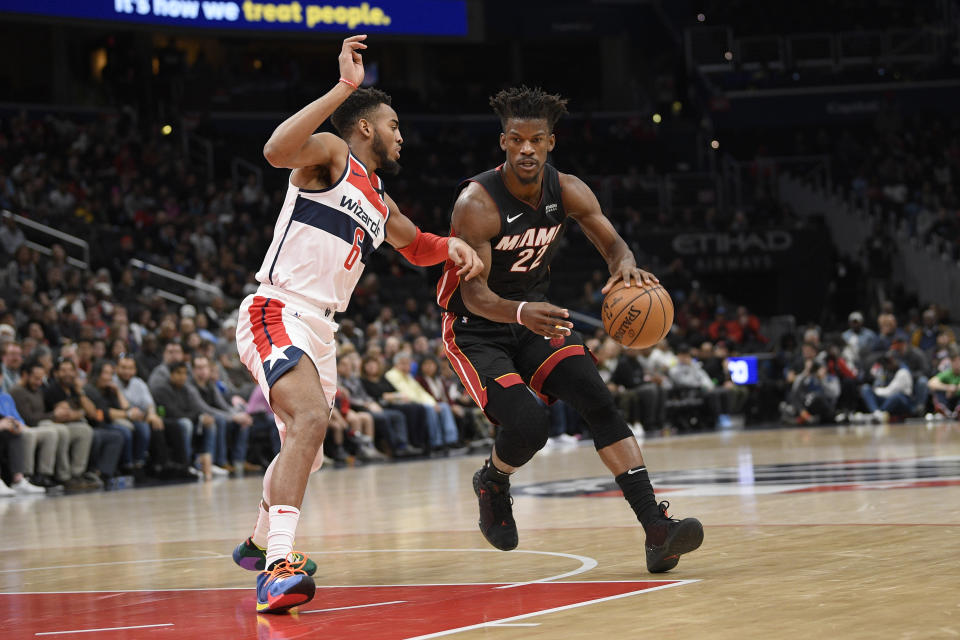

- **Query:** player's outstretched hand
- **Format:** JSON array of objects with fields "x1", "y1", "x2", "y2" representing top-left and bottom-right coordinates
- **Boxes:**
[
  {"x1": 520, "y1": 302, "x2": 573, "y2": 339},
  {"x1": 448, "y1": 237, "x2": 484, "y2": 281},
  {"x1": 601, "y1": 265, "x2": 659, "y2": 293},
  {"x1": 339, "y1": 35, "x2": 367, "y2": 88}
]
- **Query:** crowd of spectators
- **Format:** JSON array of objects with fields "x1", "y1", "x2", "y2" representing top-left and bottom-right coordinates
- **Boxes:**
[{"x1": 2, "y1": 101, "x2": 957, "y2": 499}]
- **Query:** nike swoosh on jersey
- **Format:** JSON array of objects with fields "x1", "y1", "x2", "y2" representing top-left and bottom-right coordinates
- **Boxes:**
[{"x1": 506, "y1": 213, "x2": 524, "y2": 223}]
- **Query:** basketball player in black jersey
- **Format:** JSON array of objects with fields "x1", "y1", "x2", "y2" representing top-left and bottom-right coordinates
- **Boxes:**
[{"x1": 437, "y1": 87, "x2": 702, "y2": 572}]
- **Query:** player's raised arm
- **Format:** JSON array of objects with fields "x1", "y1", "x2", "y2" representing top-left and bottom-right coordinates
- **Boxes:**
[
  {"x1": 383, "y1": 194, "x2": 483, "y2": 280},
  {"x1": 452, "y1": 184, "x2": 572, "y2": 339},
  {"x1": 560, "y1": 173, "x2": 659, "y2": 293},
  {"x1": 261, "y1": 35, "x2": 367, "y2": 169}
]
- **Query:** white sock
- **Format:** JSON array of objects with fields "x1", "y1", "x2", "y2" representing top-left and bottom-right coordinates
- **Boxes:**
[
  {"x1": 265, "y1": 504, "x2": 300, "y2": 569},
  {"x1": 251, "y1": 499, "x2": 270, "y2": 549}
]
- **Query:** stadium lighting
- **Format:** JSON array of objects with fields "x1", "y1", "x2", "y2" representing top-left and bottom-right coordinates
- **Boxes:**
[
  {"x1": 161, "y1": 125, "x2": 173, "y2": 136},
  {"x1": 652, "y1": 113, "x2": 662, "y2": 124},
  {"x1": 710, "y1": 140, "x2": 720, "y2": 149}
]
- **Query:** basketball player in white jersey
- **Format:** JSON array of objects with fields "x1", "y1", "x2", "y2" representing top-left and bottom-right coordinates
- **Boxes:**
[{"x1": 231, "y1": 35, "x2": 483, "y2": 614}]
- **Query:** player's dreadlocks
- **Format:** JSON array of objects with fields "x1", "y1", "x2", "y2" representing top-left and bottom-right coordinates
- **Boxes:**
[
  {"x1": 489, "y1": 86, "x2": 569, "y2": 132},
  {"x1": 331, "y1": 87, "x2": 392, "y2": 138}
]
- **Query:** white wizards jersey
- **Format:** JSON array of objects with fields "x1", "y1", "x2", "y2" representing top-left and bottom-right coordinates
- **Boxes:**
[{"x1": 255, "y1": 152, "x2": 390, "y2": 312}]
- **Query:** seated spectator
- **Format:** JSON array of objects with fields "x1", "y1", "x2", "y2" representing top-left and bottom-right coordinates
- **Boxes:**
[
  {"x1": 115, "y1": 354, "x2": 188, "y2": 479},
  {"x1": 869, "y1": 311, "x2": 909, "y2": 357},
  {"x1": 0, "y1": 393, "x2": 45, "y2": 494},
  {"x1": 331, "y1": 389, "x2": 385, "y2": 462},
  {"x1": 44, "y1": 357, "x2": 123, "y2": 488},
  {"x1": 668, "y1": 343, "x2": 731, "y2": 429},
  {"x1": 136, "y1": 334, "x2": 162, "y2": 381},
  {"x1": 191, "y1": 354, "x2": 252, "y2": 474},
  {"x1": 842, "y1": 311, "x2": 876, "y2": 369},
  {"x1": 708, "y1": 306, "x2": 742, "y2": 344},
  {"x1": 4, "y1": 368, "x2": 59, "y2": 490},
  {"x1": 416, "y1": 356, "x2": 485, "y2": 445},
  {"x1": 603, "y1": 339, "x2": 662, "y2": 436},
  {"x1": 2, "y1": 342, "x2": 21, "y2": 392},
  {"x1": 360, "y1": 354, "x2": 433, "y2": 451},
  {"x1": 912, "y1": 308, "x2": 956, "y2": 357},
  {"x1": 701, "y1": 341, "x2": 748, "y2": 420},
  {"x1": 734, "y1": 306, "x2": 768, "y2": 351},
  {"x1": 147, "y1": 340, "x2": 185, "y2": 388},
  {"x1": 150, "y1": 360, "x2": 216, "y2": 480},
  {"x1": 386, "y1": 350, "x2": 459, "y2": 452},
  {"x1": 10, "y1": 361, "x2": 92, "y2": 490},
  {"x1": 928, "y1": 354, "x2": 960, "y2": 417},
  {"x1": 780, "y1": 351, "x2": 840, "y2": 425},
  {"x1": 860, "y1": 352, "x2": 915, "y2": 422},
  {"x1": 85, "y1": 359, "x2": 150, "y2": 472},
  {"x1": 338, "y1": 350, "x2": 419, "y2": 457},
  {"x1": 245, "y1": 385, "x2": 281, "y2": 468}
]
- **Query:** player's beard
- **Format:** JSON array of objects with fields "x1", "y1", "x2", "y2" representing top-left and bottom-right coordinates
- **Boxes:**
[
  {"x1": 372, "y1": 130, "x2": 401, "y2": 176},
  {"x1": 511, "y1": 158, "x2": 543, "y2": 185}
]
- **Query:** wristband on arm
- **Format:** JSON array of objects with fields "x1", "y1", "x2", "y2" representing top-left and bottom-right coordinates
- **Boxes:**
[
  {"x1": 396, "y1": 227, "x2": 450, "y2": 266},
  {"x1": 516, "y1": 301, "x2": 528, "y2": 325}
]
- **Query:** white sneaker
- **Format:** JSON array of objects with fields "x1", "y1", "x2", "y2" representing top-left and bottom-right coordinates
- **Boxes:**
[
  {"x1": 210, "y1": 465, "x2": 230, "y2": 476},
  {"x1": 11, "y1": 478, "x2": 46, "y2": 495},
  {"x1": 557, "y1": 433, "x2": 579, "y2": 445},
  {"x1": 0, "y1": 480, "x2": 15, "y2": 497}
]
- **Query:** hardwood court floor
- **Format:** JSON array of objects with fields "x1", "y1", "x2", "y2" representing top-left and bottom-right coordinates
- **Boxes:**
[{"x1": 1, "y1": 421, "x2": 959, "y2": 639}]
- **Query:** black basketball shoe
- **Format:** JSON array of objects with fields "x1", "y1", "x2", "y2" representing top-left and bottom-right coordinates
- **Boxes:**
[
  {"x1": 472, "y1": 461, "x2": 518, "y2": 551},
  {"x1": 645, "y1": 501, "x2": 703, "y2": 573}
]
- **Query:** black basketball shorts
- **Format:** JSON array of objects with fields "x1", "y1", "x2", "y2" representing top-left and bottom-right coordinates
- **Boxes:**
[{"x1": 440, "y1": 312, "x2": 594, "y2": 414}]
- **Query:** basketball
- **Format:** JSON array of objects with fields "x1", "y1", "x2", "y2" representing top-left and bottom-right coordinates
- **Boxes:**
[{"x1": 601, "y1": 281, "x2": 674, "y2": 348}]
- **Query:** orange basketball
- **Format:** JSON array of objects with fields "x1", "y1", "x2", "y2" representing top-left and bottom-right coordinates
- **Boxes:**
[{"x1": 601, "y1": 281, "x2": 674, "y2": 348}]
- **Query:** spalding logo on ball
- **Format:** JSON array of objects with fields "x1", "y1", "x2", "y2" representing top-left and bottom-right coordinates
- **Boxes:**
[{"x1": 602, "y1": 280, "x2": 674, "y2": 348}]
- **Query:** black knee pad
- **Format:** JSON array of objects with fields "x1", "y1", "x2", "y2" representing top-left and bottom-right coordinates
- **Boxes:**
[
  {"x1": 540, "y1": 356, "x2": 632, "y2": 450},
  {"x1": 485, "y1": 382, "x2": 550, "y2": 467}
]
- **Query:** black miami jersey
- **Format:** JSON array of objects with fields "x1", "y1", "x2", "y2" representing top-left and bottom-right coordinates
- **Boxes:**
[{"x1": 437, "y1": 163, "x2": 568, "y2": 317}]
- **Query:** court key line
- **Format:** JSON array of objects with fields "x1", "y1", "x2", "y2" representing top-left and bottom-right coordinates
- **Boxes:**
[
  {"x1": 300, "y1": 548, "x2": 598, "y2": 589},
  {"x1": 35, "y1": 623, "x2": 173, "y2": 636},
  {"x1": 403, "y1": 581, "x2": 698, "y2": 640}
]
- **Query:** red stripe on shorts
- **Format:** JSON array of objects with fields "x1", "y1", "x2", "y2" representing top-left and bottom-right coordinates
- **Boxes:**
[
  {"x1": 529, "y1": 345, "x2": 585, "y2": 395},
  {"x1": 441, "y1": 313, "x2": 487, "y2": 409}
]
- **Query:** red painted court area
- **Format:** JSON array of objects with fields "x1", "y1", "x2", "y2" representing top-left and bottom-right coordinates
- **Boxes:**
[{"x1": 3, "y1": 581, "x2": 684, "y2": 639}]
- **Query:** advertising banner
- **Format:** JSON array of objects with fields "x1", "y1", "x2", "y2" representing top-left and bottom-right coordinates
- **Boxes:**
[{"x1": 0, "y1": 0, "x2": 468, "y2": 36}]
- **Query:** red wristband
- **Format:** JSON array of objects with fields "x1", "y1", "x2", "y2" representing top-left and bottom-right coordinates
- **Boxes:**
[{"x1": 339, "y1": 77, "x2": 358, "y2": 90}]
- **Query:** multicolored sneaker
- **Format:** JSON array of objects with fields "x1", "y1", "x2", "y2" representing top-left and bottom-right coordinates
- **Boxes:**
[
  {"x1": 234, "y1": 537, "x2": 317, "y2": 576},
  {"x1": 256, "y1": 554, "x2": 316, "y2": 614},
  {"x1": 645, "y1": 501, "x2": 703, "y2": 573}
]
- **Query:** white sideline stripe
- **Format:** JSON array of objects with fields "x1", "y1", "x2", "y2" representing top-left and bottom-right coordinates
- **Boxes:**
[
  {"x1": 35, "y1": 623, "x2": 173, "y2": 635},
  {"x1": 0, "y1": 554, "x2": 230, "y2": 574},
  {"x1": 301, "y1": 600, "x2": 406, "y2": 614},
  {"x1": 486, "y1": 623, "x2": 541, "y2": 627},
  {"x1": 402, "y1": 581, "x2": 697, "y2": 640}
]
